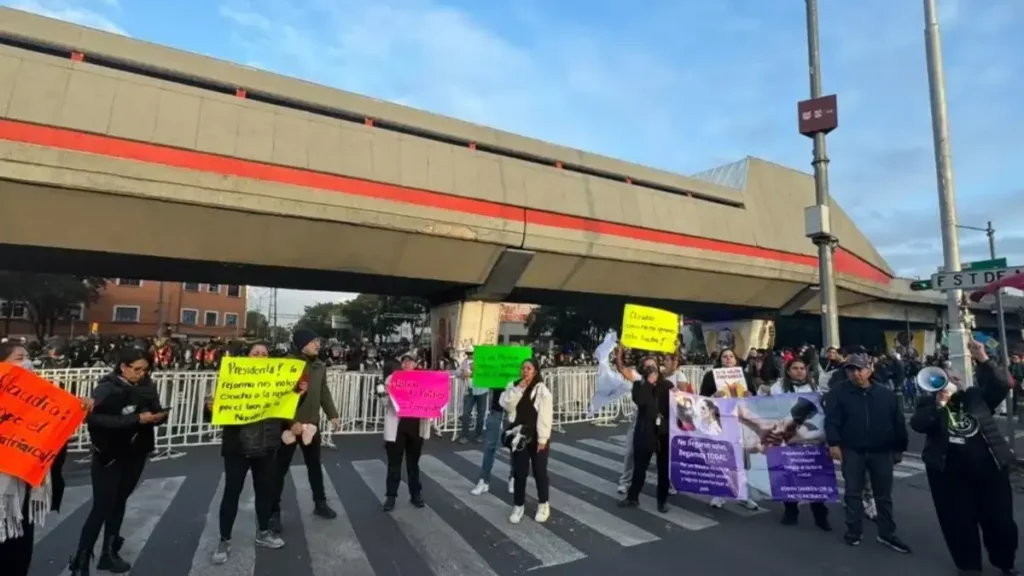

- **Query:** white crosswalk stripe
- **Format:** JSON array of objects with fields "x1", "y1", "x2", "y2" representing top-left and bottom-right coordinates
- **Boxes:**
[{"x1": 30, "y1": 435, "x2": 921, "y2": 575}]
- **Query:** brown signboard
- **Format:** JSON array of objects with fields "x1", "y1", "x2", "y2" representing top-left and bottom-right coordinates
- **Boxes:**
[{"x1": 797, "y1": 94, "x2": 838, "y2": 136}]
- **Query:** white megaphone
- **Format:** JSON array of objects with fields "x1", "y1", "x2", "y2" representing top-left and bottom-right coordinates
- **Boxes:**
[{"x1": 916, "y1": 366, "x2": 949, "y2": 393}]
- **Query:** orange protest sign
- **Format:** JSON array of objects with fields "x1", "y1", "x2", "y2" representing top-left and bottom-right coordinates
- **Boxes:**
[{"x1": 0, "y1": 364, "x2": 87, "y2": 487}]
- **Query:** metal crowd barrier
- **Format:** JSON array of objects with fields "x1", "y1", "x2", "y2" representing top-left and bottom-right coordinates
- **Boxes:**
[{"x1": 38, "y1": 364, "x2": 713, "y2": 459}]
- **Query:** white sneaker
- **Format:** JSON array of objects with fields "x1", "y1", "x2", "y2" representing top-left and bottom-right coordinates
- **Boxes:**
[
  {"x1": 709, "y1": 497, "x2": 725, "y2": 509},
  {"x1": 508, "y1": 477, "x2": 514, "y2": 494},
  {"x1": 211, "y1": 540, "x2": 230, "y2": 564},
  {"x1": 738, "y1": 499, "x2": 760, "y2": 511},
  {"x1": 534, "y1": 503, "x2": 550, "y2": 523},
  {"x1": 616, "y1": 484, "x2": 628, "y2": 494},
  {"x1": 668, "y1": 487, "x2": 678, "y2": 495},
  {"x1": 470, "y1": 480, "x2": 489, "y2": 495},
  {"x1": 509, "y1": 505, "x2": 525, "y2": 524}
]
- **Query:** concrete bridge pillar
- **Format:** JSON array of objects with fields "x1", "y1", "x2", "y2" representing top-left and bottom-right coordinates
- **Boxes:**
[{"x1": 429, "y1": 300, "x2": 502, "y2": 368}]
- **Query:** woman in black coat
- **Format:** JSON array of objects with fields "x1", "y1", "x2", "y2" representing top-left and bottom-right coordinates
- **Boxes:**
[{"x1": 910, "y1": 340, "x2": 1018, "y2": 575}]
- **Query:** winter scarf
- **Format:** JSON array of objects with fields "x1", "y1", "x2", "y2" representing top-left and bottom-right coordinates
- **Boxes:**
[{"x1": 0, "y1": 471, "x2": 51, "y2": 542}]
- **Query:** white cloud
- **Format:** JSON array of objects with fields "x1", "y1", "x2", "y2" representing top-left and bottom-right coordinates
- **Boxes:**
[{"x1": 9, "y1": 0, "x2": 127, "y2": 35}]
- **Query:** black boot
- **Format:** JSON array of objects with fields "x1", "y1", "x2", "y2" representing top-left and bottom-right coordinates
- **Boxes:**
[
  {"x1": 68, "y1": 550, "x2": 93, "y2": 576},
  {"x1": 96, "y1": 538, "x2": 132, "y2": 573},
  {"x1": 110, "y1": 535, "x2": 125, "y2": 554},
  {"x1": 313, "y1": 501, "x2": 337, "y2": 519}
]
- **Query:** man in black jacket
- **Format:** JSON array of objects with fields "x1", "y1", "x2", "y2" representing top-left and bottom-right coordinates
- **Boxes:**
[
  {"x1": 824, "y1": 353, "x2": 911, "y2": 553},
  {"x1": 618, "y1": 363, "x2": 673, "y2": 513},
  {"x1": 911, "y1": 340, "x2": 1018, "y2": 575}
]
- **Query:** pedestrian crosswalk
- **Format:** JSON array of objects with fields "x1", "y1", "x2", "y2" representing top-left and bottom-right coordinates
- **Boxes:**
[{"x1": 27, "y1": 433, "x2": 926, "y2": 575}]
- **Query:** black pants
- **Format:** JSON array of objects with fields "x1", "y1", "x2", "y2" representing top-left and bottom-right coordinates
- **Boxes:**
[
  {"x1": 628, "y1": 435, "x2": 669, "y2": 504},
  {"x1": 512, "y1": 442, "x2": 550, "y2": 507},
  {"x1": 927, "y1": 460, "x2": 1018, "y2": 571},
  {"x1": 385, "y1": 428, "x2": 424, "y2": 498},
  {"x1": 77, "y1": 455, "x2": 146, "y2": 553},
  {"x1": 272, "y1": 433, "x2": 325, "y2": 512},
  {"x1": 52, "y1": 445, "x2": 68, "y2": 512},
  {"x1": 220, "y1": 451, "x2": 276, "y2": 540},
  {"x1": 840, "y1": 449, "x2": 895, "y2": 538},
  {"x1": 1, "y1": 493, "x2": 33, "y2": 576},
  {"x1": 783, "y1": 501, "x2": 828, "y2": 520}
]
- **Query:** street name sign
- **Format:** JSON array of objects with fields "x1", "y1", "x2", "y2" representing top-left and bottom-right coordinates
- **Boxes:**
[{"x1": 931, "y1": 266, "x2": 1024, "y2": 291}]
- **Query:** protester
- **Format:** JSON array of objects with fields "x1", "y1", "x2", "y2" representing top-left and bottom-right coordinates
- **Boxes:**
[
  {"x1": 824, "y1": 353, "x2": 910, "y2": 553},
  {"x1": 206, "y1": 342, "x2": 301, "y2": 565},
  {"x1": 699, "y1": 348, "x2": 760, "y2": 511},
  {"x1": 615, "y1": 350, "x2": 654, "y2": 494},
  {"x1": 269, "y1": 330, "x2": 340, "y2": 532},
  {"x1": 470, "y1": 363, "x2": 514, "y2": 496},
  {"x1": 770, "y1": 358, "x2": 830, "y2": 530},
  {"x1": 379, "y1": 353, "x2": 431, "y2": 511},
  {"x1": 618, "y1": 359, "x2": 673, "y2": 513},
  {"x1": 456, "y1": 348, "x2": 488, "y2": 444},
  {"x1": 501, "y1": 358, "x2": 553, "y2": 524},
  {"x1": 911, "y1": 340, "x2": 1018, "y2": 574},
  {"x1": 69, "y1": 347, "x2": 167, "y2": 575}
]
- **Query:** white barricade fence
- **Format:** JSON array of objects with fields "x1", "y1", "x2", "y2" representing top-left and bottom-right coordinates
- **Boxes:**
[{"x1": 38, "y1": 364, "x2": 713, "y2": 456}]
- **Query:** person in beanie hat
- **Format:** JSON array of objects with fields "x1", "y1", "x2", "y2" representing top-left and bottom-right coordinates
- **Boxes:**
[{"x1": 268, "y1": 329, "x2": 340, "y2": 532}]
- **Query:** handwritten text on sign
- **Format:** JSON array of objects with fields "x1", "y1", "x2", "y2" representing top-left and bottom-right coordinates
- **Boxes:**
[
  {"x1": 472, "y1": 345, "x2": 534, "y2": 388},
  {"x1": 211, "y1": 358, "x2": 304, "y2": 425},
  {"x1": 712, "y1": 367, "x2": 749, "y2": 397},
  {"x1": 387, "y1": 371, "x2": 451, "y2": 419},
  {"x1": 0, "y1": 364, "x2": 87, "y2": 487},
  {"x1": 620, "y1": 304, "x2": 679, "y2": 353}
]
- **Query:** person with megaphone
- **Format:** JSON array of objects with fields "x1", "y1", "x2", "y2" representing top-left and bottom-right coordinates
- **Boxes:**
[{"x1": 910, "y1": 339, "x2": 1018, "y2": 575}]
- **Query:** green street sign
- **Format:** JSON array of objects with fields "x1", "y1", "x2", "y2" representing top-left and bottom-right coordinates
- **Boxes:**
[{"x1": 963, "y1": 258, "x2": 1007, "y2": 271}]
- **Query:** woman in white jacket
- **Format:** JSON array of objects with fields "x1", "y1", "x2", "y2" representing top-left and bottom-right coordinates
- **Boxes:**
[
  {"x1": 380, "y1": 354, "x2": 431, "y2": 512},
  {"x1": 500, "y1": 358, "x2": 553, "y2": 524}
]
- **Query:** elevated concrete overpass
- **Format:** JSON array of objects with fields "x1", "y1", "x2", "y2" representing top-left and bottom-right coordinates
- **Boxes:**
[{"x1": 0, "y1": 8, "x2": 989, "y2": 327}]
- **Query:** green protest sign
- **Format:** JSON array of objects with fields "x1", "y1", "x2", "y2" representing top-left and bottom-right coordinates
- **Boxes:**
[{"x1": 472, "y1": 345, "x2": 533, "y2": 388}]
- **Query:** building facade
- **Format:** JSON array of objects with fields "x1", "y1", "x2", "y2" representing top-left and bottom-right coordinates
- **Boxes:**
[{"x1": 1, "y1": 279, "x2": 248, "y2": 340}]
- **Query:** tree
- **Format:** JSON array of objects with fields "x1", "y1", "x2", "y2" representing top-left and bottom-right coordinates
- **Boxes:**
[
  {"x1": 293, "y1": 301, "x2": 345, "y2": 337},
  {"x1": 0, "y1": 272, "x2": 105, "y2": 340},
  {"x1": 527, "y1": 304, "x2": 619, "y2": 351}
]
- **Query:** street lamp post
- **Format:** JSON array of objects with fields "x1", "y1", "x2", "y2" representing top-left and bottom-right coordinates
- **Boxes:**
[
  {"x1": 923, "y1": 0, "x2": 972, "y2": 385},
  {"x1": 799, "y1": 0, "x2": 841, "y2": 350}
]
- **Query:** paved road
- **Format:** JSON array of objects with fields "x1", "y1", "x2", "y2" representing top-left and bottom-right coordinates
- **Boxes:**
[{"x1": 27, "y1": 423, "x2": 1015, "y2": 576}]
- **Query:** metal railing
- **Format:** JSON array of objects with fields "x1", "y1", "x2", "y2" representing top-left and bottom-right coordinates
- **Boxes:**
[{"x1": 39, "y1": 365, "x2": 712, "y2": 460}]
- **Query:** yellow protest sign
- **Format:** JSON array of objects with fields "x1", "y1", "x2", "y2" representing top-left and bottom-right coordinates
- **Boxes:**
[
  {"x1": 211, "y1": 358, "x2": 304, "y2": 425},
  {"x1": 620, "y1": 304, "x2": 679, "y2": 353}
]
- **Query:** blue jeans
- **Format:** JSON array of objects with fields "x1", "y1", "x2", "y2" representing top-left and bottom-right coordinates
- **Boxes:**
[
  {"x1": 461, "y1": 392, "x2": 488, "y2": 439},
  {"x1": 478, "y1": 411, "x2": 505, "y2": 484}
]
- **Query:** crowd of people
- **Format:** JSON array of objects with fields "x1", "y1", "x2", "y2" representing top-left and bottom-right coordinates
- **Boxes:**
[{"x1": 2, "y1": 332, "x2": 1023, "y2": 575}]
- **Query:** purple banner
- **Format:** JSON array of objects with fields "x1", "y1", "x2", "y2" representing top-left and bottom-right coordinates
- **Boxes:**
[{"x1": 669, "y1": 391, "x2": 838, "y2": 502}]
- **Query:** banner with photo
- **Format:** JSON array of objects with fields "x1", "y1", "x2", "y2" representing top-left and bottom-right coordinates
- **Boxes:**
[
  {"x1": 883, "y1": 330, "x2": 936, "y2": 360},
  {"x1": 701, "y1": 320, "x2": 775, "y2": 356},
  {"x1": 669, "y1": 391, "x2": 838, "y2": 502}
]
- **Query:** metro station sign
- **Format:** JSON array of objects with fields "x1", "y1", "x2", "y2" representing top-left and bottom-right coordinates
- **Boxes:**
[{"x1": 797, "y1": 95, "x2": 838, "y2": 137}]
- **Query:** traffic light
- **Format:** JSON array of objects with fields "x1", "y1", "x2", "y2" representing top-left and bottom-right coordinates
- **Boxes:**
[{"x1": 909, "y1": 280, "x2": 933, "y2": 291}]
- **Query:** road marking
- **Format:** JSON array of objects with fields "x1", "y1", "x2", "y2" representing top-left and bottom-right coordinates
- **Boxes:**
[
  {"x1": 35, "y1": 484, "x2": 92, "y2": 543},
  {"x1": 579, "y1": 438, "x2": 627, "y2": 456},
  {"x1": 553, "y1": 443, "x2": 764, "y2": 517},
  {"x1": 352, "y1": 459, "x2": 499, "y2": 576},
  {"x1": 293, "y1": 466, "x2": 375, "y2": 576},
  {"x1": 609, "y1": 435, "x2": 627, "y2": 445},
  {"x1": 496, "y1": 451, "x2": 716, "y2": 531},
  {"x1": 118, "y1": 477, "x2": 184, "y2": 569},
  {"x1": 419, "y1": 456, "x2": 585, "y2": 568},
  {"x1": 456, "y1": 451, "x2": 658, "y2": 547},
  {"x1": 188, "y1": 474, "x2": 255, "y2": 576}
]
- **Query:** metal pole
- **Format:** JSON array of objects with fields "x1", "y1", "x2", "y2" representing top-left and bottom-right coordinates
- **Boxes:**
[
  {"x1": 805, "y1": 0, "x2": 841, "y2": 349},
  {"x1": 988, "y1": 222, "x2": 1014, "y2": 445},
  {"x1": 923, "y1": 0, "x2": 972, "y2": 384}
]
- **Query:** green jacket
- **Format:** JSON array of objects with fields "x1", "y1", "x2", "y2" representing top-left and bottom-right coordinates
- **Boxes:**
[{"x1": 292, "y1": 356, "x2": 339, "y2": 424}]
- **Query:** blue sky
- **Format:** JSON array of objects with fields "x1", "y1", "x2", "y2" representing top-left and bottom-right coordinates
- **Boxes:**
[{"x1": 6, "y1": 0, "x2": 1023, "y2": 317}]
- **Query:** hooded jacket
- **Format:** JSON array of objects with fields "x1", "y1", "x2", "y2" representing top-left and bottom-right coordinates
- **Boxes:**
[{"x1": 86, "y1": 371, "x2": 163, "y2": 464}]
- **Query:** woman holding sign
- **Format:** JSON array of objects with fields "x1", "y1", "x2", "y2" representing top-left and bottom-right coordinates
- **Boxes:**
[
  {"x1": 500, "y1": 358, "x2": 553, "y2": 524},
  {"x1": 69, "y1": 347, "x2": 168, "y2": 576},
  {"x1": 0, "y1": 342, "x2": 92, "y2": 576},
  {"x1": 699, "y1": 348, "x2": 760, "y2": 513},
  {"x1": 380, "y1": 353, "x2": 431, "y2": 512}
]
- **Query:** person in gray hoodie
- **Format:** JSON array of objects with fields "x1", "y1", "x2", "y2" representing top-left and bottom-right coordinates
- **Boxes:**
[{"x1": 269, "y1": 329, "x2": 340, "y2": 532}]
